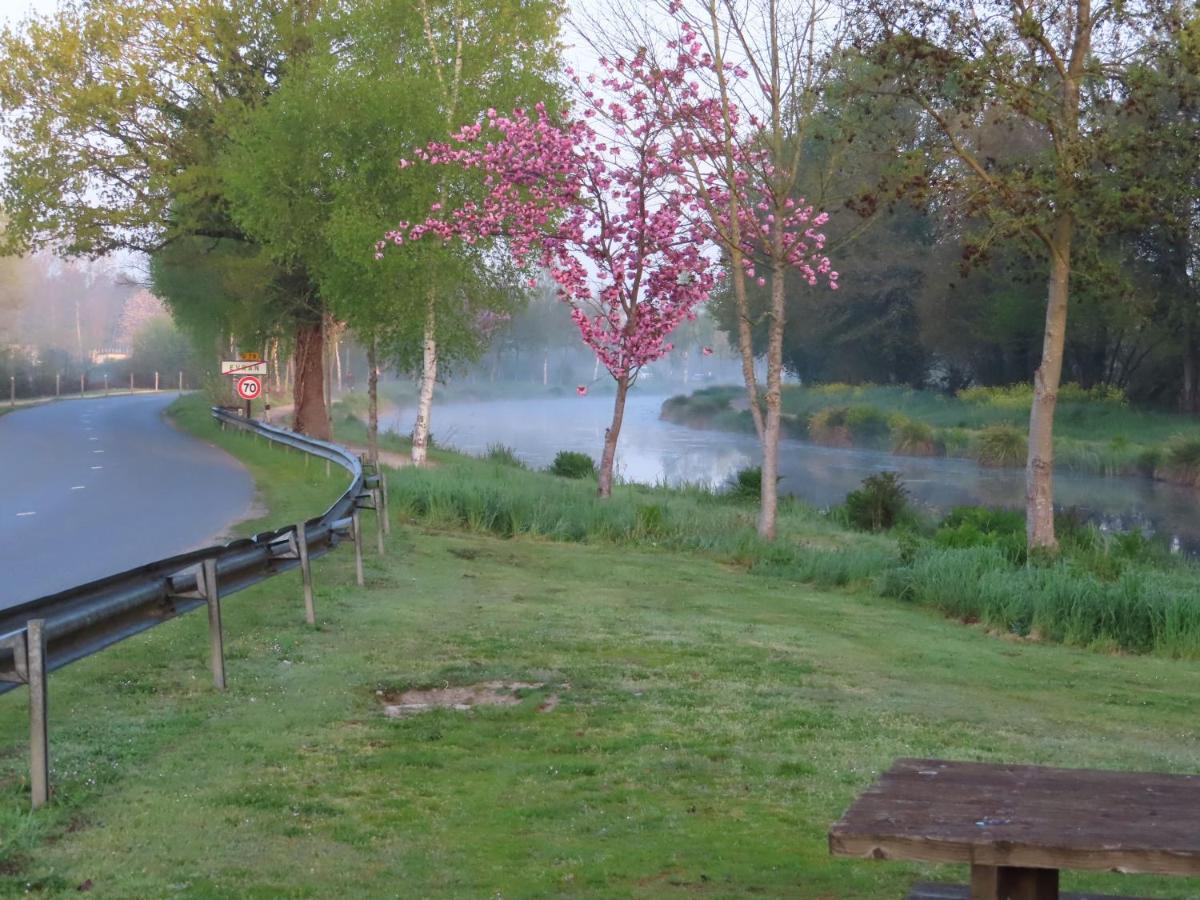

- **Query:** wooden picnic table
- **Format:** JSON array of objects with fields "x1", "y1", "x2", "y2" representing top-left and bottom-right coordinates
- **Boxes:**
[{"x1": 828, "y1": 758, "x2": 1200, "y2": 900}]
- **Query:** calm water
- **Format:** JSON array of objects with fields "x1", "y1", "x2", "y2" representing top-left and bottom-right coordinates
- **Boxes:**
[{"x1": 386, "y1": 391, "x2": 1200, "y2": 552}]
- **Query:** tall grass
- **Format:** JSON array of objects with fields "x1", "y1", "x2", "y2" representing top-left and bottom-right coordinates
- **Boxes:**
[{"x1": 382, "y1": 442, "x2": 1200, "y2": 659}]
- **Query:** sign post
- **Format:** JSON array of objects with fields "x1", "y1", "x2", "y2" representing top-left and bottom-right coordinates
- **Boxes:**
[{"x1": 222, "y1": 353, "x2": 266, "y2": 420}]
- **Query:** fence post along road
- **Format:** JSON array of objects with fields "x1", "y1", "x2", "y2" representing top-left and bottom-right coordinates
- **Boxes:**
[{"x1": 0, "y1": 407, "x2": 387, "y2": 809}]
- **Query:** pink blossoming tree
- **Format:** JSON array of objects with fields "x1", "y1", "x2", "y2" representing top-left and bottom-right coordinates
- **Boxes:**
[{"x1": 381, "y1": 71, "x2": 720, "y2": 497}]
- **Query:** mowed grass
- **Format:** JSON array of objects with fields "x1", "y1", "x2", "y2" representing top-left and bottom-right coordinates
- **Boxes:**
[{"x1": 0, "y1": 402, "x2": 1197, "y2": 897}]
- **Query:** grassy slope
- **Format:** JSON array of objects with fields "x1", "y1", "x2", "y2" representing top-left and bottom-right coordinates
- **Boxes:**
[{"x1": 0, "y1": 399, "x2": 1198, "y2": 897}]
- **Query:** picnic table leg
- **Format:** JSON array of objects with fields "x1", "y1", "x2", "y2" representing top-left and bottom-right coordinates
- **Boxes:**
[{"x1": 971, "y1": 865, "x2": 1058, "y2": 900}]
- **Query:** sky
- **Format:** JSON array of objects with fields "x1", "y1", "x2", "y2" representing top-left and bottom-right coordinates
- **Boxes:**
[{"x1": 0, "y1": 0, "x2": 54, "y2": 26}]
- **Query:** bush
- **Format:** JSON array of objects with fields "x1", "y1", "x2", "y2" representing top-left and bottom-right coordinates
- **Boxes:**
[
  {"x1": 726, "y1": 465, "x2": 764, "y2": 500},
  {"x1": 483, "y1": 444, "x2": 526, "y2": 469},
  {"x1": 1164, "y1": 435, "x2": 1200, "y2": 486},
  {"x1": 845, "y1": 405, "x2": 892, "y2": 447},
  {"x1": 935, "y1": 506, "x2": 1026, "y2": 564},
  {"x1": 973, "y1": 425, "x2": 1027, "y2": 467},
  {"x1": 808, "y1": 406, "x2": 851, "y2": 446},
  {"x1": 891, "y1": 417, "x2": 938, "y2": 456},
  {"x1": 549, "y1": 450, "x2": 597, "y2": 479},
  {"x1": 845, "y1": 472, "x2": 908, "y2": 532},
  {"x1": 1136, "y1": 446, "x2": 1164, "y2": 477}
]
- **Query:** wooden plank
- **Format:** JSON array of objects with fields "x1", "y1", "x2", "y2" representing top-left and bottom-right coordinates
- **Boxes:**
[
  {"x1": 829, "y1": 758, "x2": 1200, "y2": 877},
  {"x1": 907, "y1": 884, "x2": 1152, "y2": 900}
]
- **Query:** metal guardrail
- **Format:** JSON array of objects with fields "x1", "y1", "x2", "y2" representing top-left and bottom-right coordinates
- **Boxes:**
[{"x1": 0, "y1": 406, "x2": 389, "y2": 807}]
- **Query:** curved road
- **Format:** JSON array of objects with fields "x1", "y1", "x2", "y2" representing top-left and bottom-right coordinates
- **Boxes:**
[{"x1": 0, "y1": 394, "x2": 255, "y2": 609}]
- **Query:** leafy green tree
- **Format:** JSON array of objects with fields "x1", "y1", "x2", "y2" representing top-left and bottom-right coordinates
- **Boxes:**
[
  {"x1": 856, "y1": 0, "x2": 1162, "y2": 550},
  {"x1": 219, "y1": 0, "x2": 560, "y2": 461}
]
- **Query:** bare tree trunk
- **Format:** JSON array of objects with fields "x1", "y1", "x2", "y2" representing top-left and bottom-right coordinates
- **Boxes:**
[
  {"x1": 1026, "y1": 214, "x2": 1072, "y2": 550},
  {"x1": 412, "y1": 296, "x2": 437, "y2": 466},
  {"x1": 271, "y1": 338, "x2": 282, "y2": 394},
  {"x1": 731, "y1": 266, "x2": 765, "y2": 441},
  {"x1": 367, "y1": 336, "x2": 380, "y2": 466},
  {"x1": 292, "y1": 321, "x2": 331, "y2": 440},
  {"x1": 334, "y1": 333, "x2": 343, "y2": 393},
  {"x1": 758, "y1": 257, "x2": 787, "y2": 539},
  {"x1": 322, "y1": 314, "x2": 333, "y2": 412},
  {"x1": 597, "y1": 373, "x2": 630, "y2": 498}
]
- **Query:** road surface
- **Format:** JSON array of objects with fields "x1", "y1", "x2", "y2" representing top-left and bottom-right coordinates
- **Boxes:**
[{"x1": 0, "y1": 394, "x2": 255, "y2": 609}]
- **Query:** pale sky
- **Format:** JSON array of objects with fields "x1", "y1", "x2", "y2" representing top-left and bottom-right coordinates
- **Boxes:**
[{"x1": 0, "y1": 0, "x2": 55, "y2": 26}]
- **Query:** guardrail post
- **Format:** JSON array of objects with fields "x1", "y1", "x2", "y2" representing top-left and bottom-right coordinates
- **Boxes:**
[
  {"x1": 373, "y1": 488, "x2": 386, "y2": 556},
  {"x1": 27, "y1": 619, "x2": 49, "y2": 809},
  {"x1": 380, "y1": 470, "x2": 391, "y2": 535},
  {"x1": 352, "y1": 510, "x2": 365, "y2": 587},
  {"x1": 325, "y1": 459, "x2": 331, "y2": 478},
  {"x1": 200, "y1": 559, "x2": 226, "y2": 690},
  {"x1": 296, "y1": 523, "x2": 315, "y2": 625}
]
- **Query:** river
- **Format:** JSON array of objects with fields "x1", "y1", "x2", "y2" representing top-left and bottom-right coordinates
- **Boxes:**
[{"x1": 385, "y1": 390, "x2": 1200, "y2": 552}]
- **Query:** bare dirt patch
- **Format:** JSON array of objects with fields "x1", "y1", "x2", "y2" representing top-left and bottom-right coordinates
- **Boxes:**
[{"x1": 377, "y1": 681, "x2": 558, "y2": 717}]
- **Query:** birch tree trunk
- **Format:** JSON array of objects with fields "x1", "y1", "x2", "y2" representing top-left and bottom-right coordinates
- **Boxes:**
[
  {"x1": 1026, "y1": 214, "x2": 1072, "y2": 550},
  {"x1": 411, "y1": 296, "x2": 437, "y2": 466},
  {"x1": 292, "y1": 321, "x2": 331, "y2": 440},
  {"x1": 597, "y1": 373, "x2": 630, "y2": 498},
  {"x1": 758, "y1": 256, "x2": 787, "y2": 539},
  {"x1": 367, "y1": 336, "x2": 380, "y2": 467}
]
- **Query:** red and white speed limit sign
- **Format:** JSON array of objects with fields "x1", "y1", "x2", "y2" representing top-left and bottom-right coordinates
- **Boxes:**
[{"x1": 236, "y1": 375, "x2": 262, "y2": 400}]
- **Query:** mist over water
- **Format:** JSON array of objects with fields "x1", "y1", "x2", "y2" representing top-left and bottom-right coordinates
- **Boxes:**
[{"x1": 386, "y1": 389, "x2": 1200, "y2": 554}]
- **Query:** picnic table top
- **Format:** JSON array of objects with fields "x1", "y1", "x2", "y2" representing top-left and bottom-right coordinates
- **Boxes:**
[{"x1": 828, "y1": 758, "x2": 1200, "y2": 877}]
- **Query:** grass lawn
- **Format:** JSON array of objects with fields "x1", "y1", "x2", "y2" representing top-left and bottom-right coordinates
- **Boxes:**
[{"x1": 1, "y1": 401, "x2": 1198, "y2": 897}]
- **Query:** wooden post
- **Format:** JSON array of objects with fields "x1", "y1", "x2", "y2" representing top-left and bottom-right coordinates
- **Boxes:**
[
  {"x1": 55, "y1": 373, "x2": 60, "y2": 397},
  {"x1": 129, "y1": 372, "x2": 134, "y2": 393},
  {"x1": 104, "y1": 374, "x2": 109, "y2": 396},
  {"x1": 27, "y1": 619, "x2": 49, "y2": 810},
  {"x1": 325, "y1": 458, "x2": 331, "y2": 478},
  {"x1": 352, "y1": 510, "x2": 365, "y2": 587},
  {"x1": 374, "y1": 488, "x2": 385, "y2": 556},
  {"x1": 201, "y1": 558, "x2": 226, "y2": 690},
  {"x1": 80, "y1": 373, "x2": 85, "y2": 397},
  {"x1": 296, "y1": 523, "x2": 315, "y2": 625},
  {"x1": 970, "y1": 865, "x2": 1058, "y2": 900},
  {"x1": 154, "y1": 371, "x2": 159, "y2": 392},
  {"x1": 178, "y1": 371, "x2": 183, "y2": 393},
  {"x1": 9, "y1": 376, "x2": 14, "y2": 407},
  {"x1": 379, "y1": 470, "x2": 391, "y2": 535}
]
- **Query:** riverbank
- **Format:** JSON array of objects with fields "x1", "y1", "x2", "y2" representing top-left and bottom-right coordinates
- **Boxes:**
[
  {"x1": 661, "y1": 383, "x2": 1200, "y2": 485},
  {"x1": 1, "y1": 395, "x2": 1197, "y2": 898}
]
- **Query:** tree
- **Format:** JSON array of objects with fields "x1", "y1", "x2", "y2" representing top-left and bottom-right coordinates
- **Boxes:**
[
  {"x1": 0, "y1": 0, "x2": 336, "y2": 437},
  {"x1": 601, "y1": 2, "x2": 840, "y2": 537},
  {"x1": 856, "y1": 0, "x2": 1159, "y2": 549},
  {"x1": 386, "y1": 90, "x2": 720, "y2": 496},
  {"x1": 219, "y1": 0, "x2": 560, "y2": 460}
]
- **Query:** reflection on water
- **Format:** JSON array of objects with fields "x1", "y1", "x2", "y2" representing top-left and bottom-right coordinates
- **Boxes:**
[{"x1": 385, "y1": 391, "x2": 1200, "y2": 552}]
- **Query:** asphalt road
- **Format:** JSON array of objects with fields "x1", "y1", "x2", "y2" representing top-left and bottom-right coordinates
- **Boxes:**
[{"x1": 0, "y1": 394, "x2": 255, "y2": 609}]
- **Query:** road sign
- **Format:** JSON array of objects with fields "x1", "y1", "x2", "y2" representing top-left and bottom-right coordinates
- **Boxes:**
[
  {"x1": 221, "y1": 360, "x2": 267, "y2": 376},
  {"x1": 239, "y1": 351, "x2": 262, "y2": 362},
  {"x1": 235, "y1": 376, "x2": 262, "y2": 400}
]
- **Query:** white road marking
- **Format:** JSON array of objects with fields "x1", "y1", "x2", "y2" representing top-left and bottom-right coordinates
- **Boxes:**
[
  {"x1": 71, "y1": 485, "x2": 85, "y2": 490},
  {"x1": 88, "y1": 437, "x2": 98, "y2": 441},
  {"x1": 90, "y1": 465, "x2": 103, "y2": 470},
  {"x1": 16, "y1": 511, "x2": 35, "y2": 517},
  {"x1": 93, "y1": 449, "x2": 104, "y2": 454}
]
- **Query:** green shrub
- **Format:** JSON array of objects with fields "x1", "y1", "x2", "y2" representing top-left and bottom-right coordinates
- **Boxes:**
[
  {"x1": 973, "y1": 425, "x2": 1027, "y2": 467},
  {"x1": 845, "y1": 472, "x2": 908, "y2": 532},
  {"x1": 726, "y1": 465, "x2": 764, "y2": 500},
  {"x1": 1164, "y1": 435, "x2": 1200, "y2": 486},
  {"x1": 891, "y1": 417, "x2": 938, "y2": 456},
  {"x1": 934, "y1": 506, "x2": 1026, "y2": 564},
  {"x1": 483, "y1": 444, "x2": 526, "y2": 469},
  {"x1": 845, "y1": 405, "x2": 892, "y2": 447},
  {"x1": 1136, "y1": 446, "x2": 1164, "y2": 477},
  {"x1": 549, "y1": 450, "x2": 597, "y2": 479}
]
